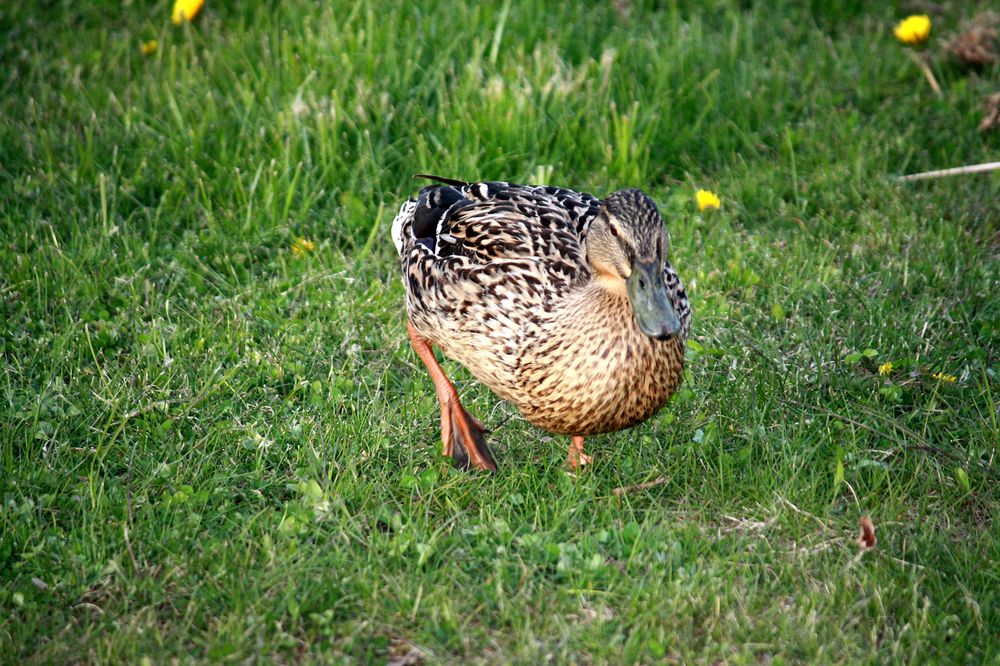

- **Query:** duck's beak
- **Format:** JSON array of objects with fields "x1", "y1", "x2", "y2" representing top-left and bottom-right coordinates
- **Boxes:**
[{"x1": 626, "y1": 260, "x2": 680, "y2": 340}]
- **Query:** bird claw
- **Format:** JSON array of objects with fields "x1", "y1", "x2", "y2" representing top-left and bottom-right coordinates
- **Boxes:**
[
  {"x1": 566, "y1": 450, "x2": 593, "y2": 472},
  {"x1": 444, "y1": 401, "x2": 496, "y2": 472}
]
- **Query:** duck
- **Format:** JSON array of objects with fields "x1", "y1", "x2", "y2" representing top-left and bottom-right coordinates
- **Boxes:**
[{"x1": 391, "y1": 175, "x2": 691, "y2": 472}]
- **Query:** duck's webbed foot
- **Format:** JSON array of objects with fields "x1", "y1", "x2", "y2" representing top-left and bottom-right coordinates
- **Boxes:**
[
  {"x1": 442, "y1": 398, "x2": 495, "y2": 471},
  {"x1": 566, "y1": 435, "x2": 592, "y2": 471},
  {"x1": 408, "y1": 321, "x2": 497, "y2": 472}
]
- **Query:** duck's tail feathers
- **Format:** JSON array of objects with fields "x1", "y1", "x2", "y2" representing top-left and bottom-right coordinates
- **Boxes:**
[{"x1": 414, "y1": 174, "x2": 470, "y2": 188}]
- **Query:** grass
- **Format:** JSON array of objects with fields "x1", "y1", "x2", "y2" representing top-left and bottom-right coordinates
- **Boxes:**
[{"x1": 1, "y1": 0, "x2": 998, "y2": 662}]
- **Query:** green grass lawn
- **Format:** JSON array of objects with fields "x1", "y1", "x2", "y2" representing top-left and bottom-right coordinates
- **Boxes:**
[{"x1": 2, "y1": 0, "x2": 998, "y2": 662}]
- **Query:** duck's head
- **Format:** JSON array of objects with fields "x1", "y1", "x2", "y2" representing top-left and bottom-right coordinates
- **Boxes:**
[{"x1": 587, "y1": 189, "x2": 681, "y2": 340}]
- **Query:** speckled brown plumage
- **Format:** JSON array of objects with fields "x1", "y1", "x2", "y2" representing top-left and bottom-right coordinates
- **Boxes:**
[{"x1": 392, "y1": 176, "x2": 690, "y2": 463}]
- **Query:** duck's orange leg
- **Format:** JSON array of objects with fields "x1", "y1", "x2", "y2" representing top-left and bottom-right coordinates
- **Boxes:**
[
  {"x1": 407, "y1": 321, "x2": 496, "y2": 472},
  {"x1": 567, "y1": 435, "x2": 593, "y2": 471}
]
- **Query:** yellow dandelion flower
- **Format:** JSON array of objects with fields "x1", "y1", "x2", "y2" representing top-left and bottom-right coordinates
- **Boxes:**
[
  {"x1": 141, "y1": 40, "x2": 159, "y2": 56},
  {"x1": 172, "y1": 0, "x2": 205, "y2": 25},
  {"x1": 878, "y1": 362, "x2": 893, "y2": 376},
  {"x1": 291, "y1": 237, "x2": 316, "y2": 257},
  {"x1": 894, "y1": 15, "x2": 931, "y2": 45},
  {"x1": 695, "y1": 189, "x2": 721, "y2": 212},
  {"x1": 931, "y1": 371, "x2": 957, "y2": 383}
]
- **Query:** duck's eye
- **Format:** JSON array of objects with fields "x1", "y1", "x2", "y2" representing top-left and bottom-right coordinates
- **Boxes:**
[
  {"x1": 608, "y1": 224, "x2": 619, "y2": 237},
  {"x1": 638, "y1": 277, "x2": 647, "y2": 290}
]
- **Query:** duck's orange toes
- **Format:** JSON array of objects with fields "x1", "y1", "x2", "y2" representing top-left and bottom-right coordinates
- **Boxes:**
[
  {"x1": 445, "y1": 400, "x2": 496, "y2": 471},
  {"x1": 408, "y1": 320, "x2": 497, "y2": 472},
  {"x1": 566, "y1": 435, "x2": 592, "y2": 471}
]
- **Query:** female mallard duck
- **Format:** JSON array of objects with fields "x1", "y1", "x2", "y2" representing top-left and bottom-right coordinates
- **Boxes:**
[{"x1": 392, "y1": 175, "x2": 691, "y2": 471}]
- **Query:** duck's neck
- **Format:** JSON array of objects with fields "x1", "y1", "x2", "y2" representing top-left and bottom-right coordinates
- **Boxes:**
[
  {"x1": 592, "y1": 272, "x2": 628, "y2": 298},
  {"x1": 546, "y1": 275, "x2": 635, "y2": 335}
]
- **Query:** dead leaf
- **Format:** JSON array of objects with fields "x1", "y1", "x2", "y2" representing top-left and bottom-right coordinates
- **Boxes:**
[
  {"x1": 945, "y1": 12, "x2": 999, "y2": 67},
  {"x1": 612, "y1": 0, "x2": 632, "y2": 20},
  {"x1": 857, "y1": 516, "x2": 877, "y2": 550},
  {"x1": 387, "y1": 641, "x2": 425, "y2": 666},
  {"x1": 979, "y1": 93, "x2": 1000, "y2": 133}
]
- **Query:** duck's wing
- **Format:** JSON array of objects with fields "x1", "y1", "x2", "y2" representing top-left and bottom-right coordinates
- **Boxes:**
[
  {"x1": 398, "y1": 179, "x2": 599, "y2": 259},
  {"x1": 392, "y1": 180, "x2": 601, "y2": 321}
]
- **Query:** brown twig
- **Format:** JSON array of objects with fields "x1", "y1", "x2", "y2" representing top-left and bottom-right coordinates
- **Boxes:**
[
  {"x1": 613, "y1": 476, "x2": 670, "y2": 496},
  {"x1": 784, "y1": 398, "x2": 953, "y2": 460},
  {"x1": 122, "y1": 524, "x2": 140, "y2": 575},
  {"x1": 775, "y1": 493, "x2": 835, "y2": 533},
  {"x1": 898, "y1": 160, "x2": 1000, "y2": 181}
]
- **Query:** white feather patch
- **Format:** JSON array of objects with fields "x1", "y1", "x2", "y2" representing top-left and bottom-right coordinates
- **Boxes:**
[{"x1": 390, "y1": 200, "x2": 417, "y2": 255}]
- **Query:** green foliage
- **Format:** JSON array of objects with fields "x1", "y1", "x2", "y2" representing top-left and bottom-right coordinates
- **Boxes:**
[{"x1": 1, "y1": 0, "x2": 998, "y2": 662}]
